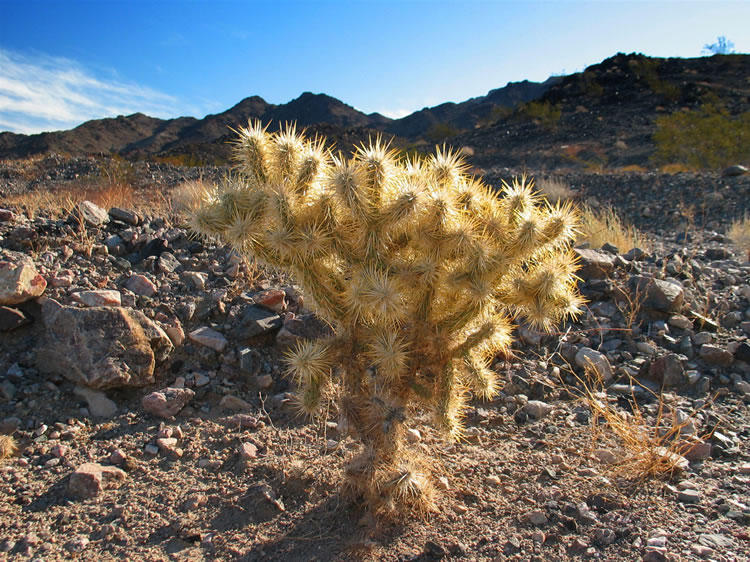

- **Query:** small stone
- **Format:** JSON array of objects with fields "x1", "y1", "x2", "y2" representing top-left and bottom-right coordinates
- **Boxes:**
[
  {"x1": 68, "y1": 462, "x2": 126, "y2": 499},
  {"x1": 142, "y1": 387, "x2": 195, "y2": 418},
  {"x1": 722, "y1": 164, "x2": 748, "y2": 177},
  {"x1": 485, "y1": 475, "x2": 502, "y2": 486},
  {"x1": 629, "y1": 276, "x2": 683, "y2": 313},
  {"x1": 699, "y1": 344, "x2": 734, "y2": 367},
  {"x1": 74, "y1": 386, "x2": 118, "y2": 418},
  {"x1": 219, "y1": 394, "x2": 253, "y2": 412},
  {"x1": 0, "y1": 254, "x2": 46, "y2": 305},
  {"x1": 50, "y1": 444, "x2": 67, "y2": 458},
  {"x1": 693, "y1": 332, "x2": 713, "y2": 345},
  {"x1": 573, "y1": 248, "x2": 615, "y2": 280},
  {"x1": 593, "y1": 449, "x2": 619, "y2": 464},
  {"x1": 636, "y1": 341, "x2": 657, "y2": 355},
  {"x1": 125, "y1": 274, "x2": 157, "y2": 297},
  {"x1": 188, "y1": 326, "x2": 228, "y2": 352},
  {"x1": 183, "y1": 493, "x2": 207, "y2": 511},
  {"x1": 526, "y1": 510, "x2": 548, "y2": 526},
  {"x1": 156, "y1": 437, "x2": 179, "y2": 454},
  {"x1": 648, "y1": 354, "x2": 686, "y2": 387},
  {"x1": 734, "y1": 342, "x2": 750, "y2": 363},
  {"x1": 109, "y1": 449, "x2": 127, "y2": 464},
  {"x1": 677, "y1": 489, "x2": 701, "y2": 503},
  {"x1": 157, "y1": 252, "x2": 181, "y2": 274},
  {"x1": 161, "y1": 317, "x2": 185, "y2": 347},
  {"x1": 73, "y1": 290, "x2": 121, "y2": 307},
  {"x1": 668, "y1": 314, "x2": 693, "y2": 330},
  {"x1": 239, "y1": 442, "x2": 258, "y2": 460},
  {"x1": 594, "y1": 528, "x2": 616, "y2": 545},
  {"x1": 575, "y1": 347, "x2": 613, "y2": 381},
  {"x1": 108, "y1": 207, "x2": 140, "y2": 225},
  {"x1": 405, "y1": 428, "x2": 422, "y2": 443},
  {"x1": 182, "y1": 271, "x2": 208, "y2": 290},
  {"x1": 194, "y1": 372, "x2": 211, "y2": 387},
  {"x1": 76, "y1": 200, "x2": 109, "y2": 226},
  {"x1": 531, "y1": 531, "x2": 545, "y2": 544},
  {"x1": 680, "y1": 438, "x2": 712, "y2": 461},
  {"x1": 144, "y1": 444, "x2": 159, "y2": 455},
  {"x1": 0, "y1": 208, "x2": 15, "y2": 221},
  {"x1": 524, "y1": 400, "x2": 554, "y2": 419},
  {"x1": 255, "y1": 374, "x2": 274, "y2": 389},
  {"x1": 255, "y1": 289, "x2": 286, "y2": 312}
]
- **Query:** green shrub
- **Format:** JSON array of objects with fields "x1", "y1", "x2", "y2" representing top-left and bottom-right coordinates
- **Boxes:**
[
  {"x1": 181, "y1": 122, "x2": 582, "y2": 517},
  {"x1": 653, "y1": 102, "x2": 750, "y2": 169},
  {"x1": 518, "y1": 100, "x2": 562, "y2": 131}
]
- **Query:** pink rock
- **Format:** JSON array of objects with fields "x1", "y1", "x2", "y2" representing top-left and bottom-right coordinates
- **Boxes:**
[
  {"x1": 73, "y1": 290, "x2": 122, "y2": 307},
  {"x1": 0, "y1": 255, "x2": 47, "y2": 305},
  {"x1": 68, "y1": 462, "x2": 127, "y2": 499},
  {"x1": 125, "y1": 274, "x2": 157, "y2": 297},
  {"x1": 255, "y1": 289, "x2": 286, "y2": 313},
  {"x1": 239, "y1": 442, "x2": 258, "y2": 460},
  {"x1": 162, "y1": 318, "x2": 185, "y2": 347},
  {"x1": 0, "y1": 209, "x2": 15, "y2": 222},
  {"x1": 142, "y1": 387, "x2": 195, "y2": 418},
  {"x1": 49, "y1": 270, "x2": 75, "y2": 288},
  {"x1": 51, "y1": 444, "x2": 68, "y2": 458}
]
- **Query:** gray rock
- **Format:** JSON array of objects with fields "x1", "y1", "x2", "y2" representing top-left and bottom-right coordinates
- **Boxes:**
[
  {"x1": 0, "y1": 380, "x2": 16, "y2": 400},
  {"x1": 0, "y1": 253, "x2": 47, "y2": 305},
  {"x1": 721, "y1": 164, "x2": 748, "y2": 177},
  {"x1": 142, "y1": 387, "x2": 195, "y2": 418},
  {"x1": 667, "y1": 314, "x2": 692, "y2": 330},
  {"x1": 699, "y1": 344, "x2": 734, "y2": 367},
  {"x1": 573, "y1": 248, "x2": 615, "y2": 280},
  {"x1": 0, "y1": 306, "x2": 30, "y2": 331},
  {"x1": 629, "y1": 276, "x2": 683, "y2": 313},
  {"x1": 648, "y1": 354, "x2": 686, "y2": 387},
  {"x1": 275, "y1": 313, "x2": 334, "y2": 349},
  {"x1": 188, "y1": 326, "x2": 228, "y2": 352},
  {"x1": 231, "y1": 305, "x2": 282, "y2": 340},
  {"x1": 524, "y1": 400, "x2": 554, "y2": 419},
  {"x1": 73, "y1": 386, "x2": 118, "y2": 418},
  {"x1": 575, "y1": 347, "x2": 613, "y2": 381},
  {"x1": 182, "y1": 271, "x2": 208, "y2": 290},
  {"x1": 157, "y1": 252, "x2": 182, "y2": 274},
  {"x1": 219, "y1": 394, "x2": 253, "y2": 411},
  {"x1": 526, "y1": 510, "x2": 548, "y2": 526},
  {"x1": 75, "y1": 201, "x2": 109, "y2": 227},
  {"x1": 37, "y1": 298, "x2": 173, "y2": 389},
  {"x1": 734, "y1": 342, "x2": 750, "y2": 363},
  {"x1": 623, "y1": 247, "x2": 647, "y2": 261},
  {"x1": 68, "y1": 462, "x2": 126, "y2": 499},
  {"x1": 108, "y1": 207, "x2": 139, "y2": 225},
  {"x1": 677, "y1": 489, "x2": 701, "y2": 503}
]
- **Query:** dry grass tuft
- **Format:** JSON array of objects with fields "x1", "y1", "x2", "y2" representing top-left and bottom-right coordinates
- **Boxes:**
[
  {"x1": 576, "y1": 204, "x2": 646, "y2": 253},
  {"x1": 574, "y1": 369, "x2": 714, "y2": 484},
  {"x1": 0, "y1": 434, "x2": 17, "y2": 461},
  {"x1": 536, "y1": 177, "x2": 575, "y2": 203},
  {"x1": 728, "y1": 214, "x2": 750, "y2": 261}
]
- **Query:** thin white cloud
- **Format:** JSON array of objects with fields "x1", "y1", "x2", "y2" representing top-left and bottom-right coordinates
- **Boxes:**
[
  {"x1": 376, "y1": 108, "x2": 412, "y2": 119},
  {"x1": 0, "y1": 49, "x2": 179, "y2": 134}
]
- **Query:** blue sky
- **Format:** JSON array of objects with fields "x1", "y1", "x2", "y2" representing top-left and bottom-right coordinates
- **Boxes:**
[{"x1": 1, "y1": 0, "x2": 747, "y2": 134}]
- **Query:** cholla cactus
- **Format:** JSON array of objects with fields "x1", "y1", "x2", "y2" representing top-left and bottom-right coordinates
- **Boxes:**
[{"x1": 182, "y1": 121, "x2": 582, "y2": 517}]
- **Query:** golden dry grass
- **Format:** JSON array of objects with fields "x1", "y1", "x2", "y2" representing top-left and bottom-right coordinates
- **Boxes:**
[
  {"x1": 728, "y1": 214, "x2": 750, "y2": 261},
  {"x1": 576, "y1": 204, "x2": 646, "y2": 253},
  {"x1": 0, "y1": 435, "x2": 16, "y2": 461},
  {"x1": 536, "y1": 177, "x2": 575, "y2": 203},
  {"x1": 573, "y1": 369, "x2": 713, "y2": 484}
]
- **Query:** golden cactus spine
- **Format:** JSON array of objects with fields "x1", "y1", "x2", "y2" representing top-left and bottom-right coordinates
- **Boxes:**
[{"x1": 182, "y1": 120, "x2": 582, "y2": 517}]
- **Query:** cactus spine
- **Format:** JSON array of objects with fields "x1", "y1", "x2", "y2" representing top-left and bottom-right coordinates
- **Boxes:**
[{"x1": 183, "y1": 121, "x2": 582, "y2": 517}]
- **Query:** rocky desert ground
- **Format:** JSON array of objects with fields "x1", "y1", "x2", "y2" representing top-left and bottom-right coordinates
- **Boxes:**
[{"x1": 0, "y1": 156, "x2": 749, "y2": 561}]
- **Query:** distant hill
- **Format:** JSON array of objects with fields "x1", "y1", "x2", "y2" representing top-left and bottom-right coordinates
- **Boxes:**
[
  {"x1": 1, "y1": 53, "x2": 748, "y2": 171},
  {"x1": 0, "y1": 79, "x2": 556, "y2": 161}
]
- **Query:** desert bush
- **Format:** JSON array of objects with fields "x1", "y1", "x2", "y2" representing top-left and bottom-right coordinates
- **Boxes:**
[
  {"x1": 728, "y1": 214, "x2": 750, "y2": 261},
  {"x1": 653, "y1": 101, "x2": 750, "y2": 169},
  {"x1": 577, "y1": 204, "x2": 645, "y2": 253},
  {"x1": 536, "y1": 177, "x2": 574, "y2": 203},
  {"x1": 628, "y1": 57, "x2": 681, "y2": 101},
  {"x1": 181, "y1": 121, "x2": 582, "y2": 517},
  {"x1": 518, "y1": 100, "x2": 562, "y2": 131},
  {"x1": 425, "y1": 122, "x2": 460, "y2": 143}
]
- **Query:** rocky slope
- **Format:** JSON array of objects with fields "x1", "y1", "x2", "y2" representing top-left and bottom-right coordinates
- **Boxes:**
[{"x1": 0, "y1": 163, "x2": 749, "y2": 560}]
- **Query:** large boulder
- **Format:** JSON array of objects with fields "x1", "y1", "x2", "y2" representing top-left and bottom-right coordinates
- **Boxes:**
[
  {"x1": 36, "y1": 298, "x2": 173, "y2": 389},
  {"x1": 0, "y1": 253, "x2": 47, "y2": 305}
]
